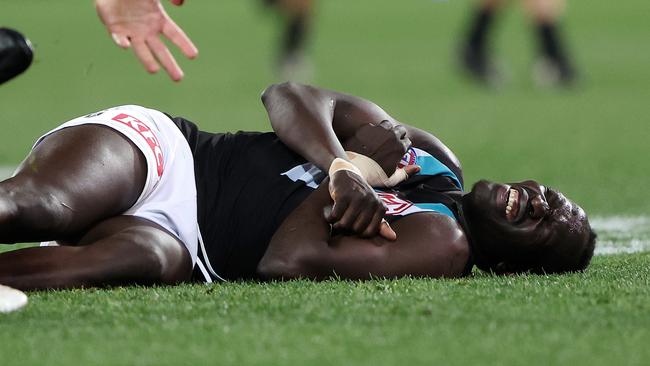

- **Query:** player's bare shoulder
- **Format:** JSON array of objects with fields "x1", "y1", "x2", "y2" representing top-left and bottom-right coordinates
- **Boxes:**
[{"x1": 391, "y1": 211, "x2": 471, "y2": 278}]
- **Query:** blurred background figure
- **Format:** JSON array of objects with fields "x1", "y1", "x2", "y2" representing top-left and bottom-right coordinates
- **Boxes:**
[
  {"x1": 459, "y1": 0, "x2": 576, "y2": 87},
  {"x1": 263, "y1": 0, "x2": 314, "y2": 81}
]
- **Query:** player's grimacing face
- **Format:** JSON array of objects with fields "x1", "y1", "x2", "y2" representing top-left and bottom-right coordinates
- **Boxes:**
[{"x1": 464, "y1": 179, "x2": 589, "y2": 272}]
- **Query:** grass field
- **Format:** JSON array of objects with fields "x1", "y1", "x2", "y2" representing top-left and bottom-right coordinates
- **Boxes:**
[{"x1": 1, "y1": 1, "x2": 649, "y2": 365}]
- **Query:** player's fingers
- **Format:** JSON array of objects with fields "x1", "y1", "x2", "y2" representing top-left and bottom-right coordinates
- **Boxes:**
[
  {"x1": 328, "y1": 198, "x2": 349, "y2": 223},
  {"x1": 361, "y1": 210, "x2": 386, "y2": 238},
  {"x1": 162, "y1": 20, "x2": 198, "y2": 59},
  {"x1": 379, "y1": 220, "x2": 397, "y2": 241},
  {"x1": 146, "y1": 37, "x2": 183, "y2": 81},
  {"x1": 351, "y1": 208, "x2": 375, "y2": 236},
  {"x1": 404, "y1": 165, "x2": 421, "y2": 176},
  {"x1": 111, "y1": 33, "x2": 131, "y2": 48},
  {"x1": 384, "y1": 165, "x2": 421, "y2": 187},
  {"x1": 384, "y1": 168, "x2": 407, "y2": 187},
  {"x1": 131, "y1": 39, "x2": 160, "y2": 74},
  {"x1": 332, "y1": 201, "x2": 362, "y2": 232}
]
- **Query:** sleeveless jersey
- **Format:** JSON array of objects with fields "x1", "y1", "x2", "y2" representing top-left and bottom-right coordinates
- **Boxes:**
[{"x1": 170, "y1": 116, "x2": 472, "y2": 281}]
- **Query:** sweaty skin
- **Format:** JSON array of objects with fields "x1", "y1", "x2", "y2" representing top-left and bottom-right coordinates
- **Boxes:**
[
  {"x1": 463, "y1": 179, "x2": 591, "y2": 273},
  {"x1": 258, "y1": 83, "x2": 471, "y2": 280},
  {"x1": 258, "y1": 83, "x2": 594, "y2": 279},
  {"x1": 0, "y1": 83, "x2": 594, "y2": 289},
  {"x1": 0, "y1": 125, "x2": 191, "y2": 290},
  {"x1": 257, "y1": 178, "x2": 470, "y2": 280},
  {"x1": 262, "y1": 83, "x2": 459, "y2": 240}
]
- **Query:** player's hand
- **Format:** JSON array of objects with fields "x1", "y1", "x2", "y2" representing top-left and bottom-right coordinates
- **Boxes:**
[
  {"x1": 343, "y1": 120, "x2": 411, "y2": 177},
  {"x1": 327, "y1": 169, "x2": 394, "y2": 240},
  {"x1": 95, "y1": 0, "x2": 198, "y2": 81}
]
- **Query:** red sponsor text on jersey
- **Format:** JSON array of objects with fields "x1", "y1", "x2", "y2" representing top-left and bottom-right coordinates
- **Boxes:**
[
  {"x1": 398, "y1": 147, "x2": 416, "y2": 168},
  {"x1": 377, "y1": 192, "x2": 413, "y2": 215},
  {"x1": 112, "y1": 113, "x2": 164, "y2": 176}
]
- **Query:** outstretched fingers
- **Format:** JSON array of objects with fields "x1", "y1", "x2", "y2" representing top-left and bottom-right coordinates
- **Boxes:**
[
  {"x1": 147, "y1": 36, "x2": 183, "y2": 81},
  {"x1": 162, "y1": 18, "x2": 198, "y2": 59},
  {"x1": 96, "y1": 0, "x2": 196, "y2": 81},
  {"x1": 111, "y1": 33, "x2": 131, "y2": 48},
  {"x1": 132, "y1": 39, "x2": 160, "y2": 74}
]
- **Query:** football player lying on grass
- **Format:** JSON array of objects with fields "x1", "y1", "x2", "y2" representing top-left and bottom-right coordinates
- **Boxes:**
[{"x1": 0, "y1": 83, "x2": 596, "y2": 290}]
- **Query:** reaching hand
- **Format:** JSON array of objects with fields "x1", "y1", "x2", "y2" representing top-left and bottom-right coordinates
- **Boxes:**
[{"x1": 95, "y1": 0, "x2": 198, "y2": 81}]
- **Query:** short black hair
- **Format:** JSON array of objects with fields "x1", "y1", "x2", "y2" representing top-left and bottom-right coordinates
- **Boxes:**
[{"x1": 535, "y1": 221, "x2": 597, "y2": 275}]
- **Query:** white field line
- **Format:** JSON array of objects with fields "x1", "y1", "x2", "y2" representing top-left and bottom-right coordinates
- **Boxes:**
[
  {"x1": 0, "y1": 166, "x2": 647, "y2": 255},
  {"x1": 591, "y1": 216, "x2": 650, "y2": 256}
]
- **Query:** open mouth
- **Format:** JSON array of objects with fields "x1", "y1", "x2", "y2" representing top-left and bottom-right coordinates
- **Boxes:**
[{"x1": 505, "y1": 188, "x2": 520, "y2": 221}]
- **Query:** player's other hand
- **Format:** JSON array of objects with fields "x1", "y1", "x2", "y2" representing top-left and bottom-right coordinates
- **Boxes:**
[
  {"x1": 343, "y1": 120, "x2": 411, "y2": 177},
  {"x1": 346, "y1": 151, "x2": 420, "y2": 188},
  {"x1": 95, "y1": 0, "x2": 198, "y2": 82},
  {"x1": 327, "y1": 170, "x2": 394, "y2": 240}
]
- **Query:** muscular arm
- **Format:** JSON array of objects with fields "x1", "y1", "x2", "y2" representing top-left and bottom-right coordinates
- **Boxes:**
[
  {"x1": 257, "y1": 180, "x2": 470, "y2": 280},
  {"x1": 262, "y1": 82, "x2": 348, "y2": 172},
  {"x1": 261, "y1": 82, "x2": 404, "y2": 171},
  {"x1": 261, "y1": 82, "x2": 461, "y2": 177},
  {"x1": 262, "y1": 82, "x2": 405, "y2": 238}
]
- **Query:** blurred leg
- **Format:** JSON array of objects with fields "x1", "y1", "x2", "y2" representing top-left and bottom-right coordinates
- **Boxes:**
[
  {"x1": 458, "y1": 0, "x2": 506, "y2": 84},
  {"x1": 525, "y1": 0, "x2": 576, "y2": 85},
  {"x1": 0, "y1": 125, "x2": 146, "y2": 243},
  {"x1": 524, "y1": 0, "x2": 564, "y2": 22},
  {"x1": 278, "y1": 0, "x2": 312, "y2": 55},
  {"x1": 270, "y1": 0, "x2": 314, "y2": 80}
]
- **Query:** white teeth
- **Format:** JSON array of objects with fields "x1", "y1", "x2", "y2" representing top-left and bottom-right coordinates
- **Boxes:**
[{"x1": 505, "y1": 189, "x2": 519, "y2": 217}]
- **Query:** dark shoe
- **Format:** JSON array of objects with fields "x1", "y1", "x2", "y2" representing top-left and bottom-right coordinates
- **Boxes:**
[
  {"x1": 459, "y1": 44, "x2": 502, "y2": 87},
  {"x1": 0, "y1": 27, "x2": 33, "y2": 85}
]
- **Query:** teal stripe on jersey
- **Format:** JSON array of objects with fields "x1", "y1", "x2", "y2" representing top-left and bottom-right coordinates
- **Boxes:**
[
  {"x1": 415, "y1": 151, "x2": 463, "y2": 190},
  {"x1": 414, "y1": 203, "x2": 457, "y2": 220}
]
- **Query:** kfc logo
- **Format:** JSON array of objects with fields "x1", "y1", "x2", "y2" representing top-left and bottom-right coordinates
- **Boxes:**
[
  {"x1": 112, "y1": 113, "x2": 164, "y2": 176},
  {"x1": 377, "y1": 192, "x2": 413, "y2": 215}
]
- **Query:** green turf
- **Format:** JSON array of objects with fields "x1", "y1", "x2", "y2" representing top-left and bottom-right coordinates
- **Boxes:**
[
  {"x1": 1, "y1": 1, "x2": 649, "y2": 365},
  {"x1": 1, "y1": 253, "x2": 649, "y2": 366}
]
